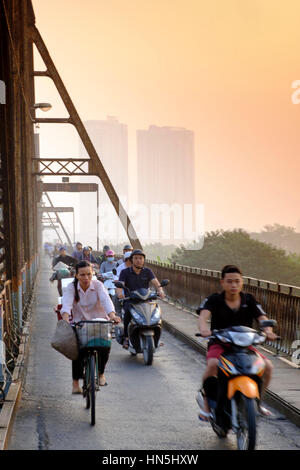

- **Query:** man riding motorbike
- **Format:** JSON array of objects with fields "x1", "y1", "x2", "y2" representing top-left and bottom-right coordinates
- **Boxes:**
[
  {"x1": 116, "y1": 249, "x2": 165, "y2": 349},
  {"x1": 116, "y1": 244, "x2": 133, "y2": 268},
  {"x1": 50, "y1": 246, "x2": 77, "y2": 296},
  {"x1": 197, "y1": 264, "x2": 277, "y2": 420}
]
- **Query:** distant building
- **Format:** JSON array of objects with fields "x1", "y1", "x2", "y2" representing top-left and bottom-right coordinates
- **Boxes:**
[
  {"x1": 78, "y1": 117, "x2": 129, "y2": 247},
  {"x1": 79, "y1": 117, "x2": 128, "y2": 199},
  {"x1": 137, "y1": 125, "x2": 197, "y2": 245},
  {"x1": 137, "y1": 125, "x2": 195, "y2": 206}
]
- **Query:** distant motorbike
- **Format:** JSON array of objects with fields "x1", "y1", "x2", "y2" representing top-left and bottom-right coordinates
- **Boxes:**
[
  {"x1": 195, "y1": 320, "x2": 277, "y2": 450},
  {"x1": 114, "y1": 280, "x2": 169, "y2": 365}
]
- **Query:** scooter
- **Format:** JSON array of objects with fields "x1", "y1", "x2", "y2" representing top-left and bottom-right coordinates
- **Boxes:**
[
  {"x1": 114, "y1": 280, "x2": 169, "y2": 365},
  {"x1": 195, "y1": 320, "x2": 277, "y2": 450}
]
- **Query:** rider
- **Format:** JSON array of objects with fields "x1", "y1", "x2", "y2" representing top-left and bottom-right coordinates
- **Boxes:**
[
  {"x1": 61, "y1": 260, "x2": 121, "y2": 394},
  {"x1": 116, "y1": 244, "x2": 133, "y2": 268},
  {"x1": 51, "y1": 246, "x2": 77, "y2": 296},
  {"x1": 197, "y1": 264, "x2": 277, "y2": 420},
  {"x1": 99, "y1": 245, "x2": 110, "y2": 265},
  {"x1": 71, "y1": 241, "x2": 83, "y2": 262},
  {"x1": 116, "y1": 251, "x2": 132, "y2": 277},
  {"x1": 100, "y1": 250, "x2": 117, "y2": 275},
  {"x1": 116, "y1": 249, "x2": 165, "y2": 349},
  {"x1": 80, "y1": 246, "x2": 100, "y2": 267}
]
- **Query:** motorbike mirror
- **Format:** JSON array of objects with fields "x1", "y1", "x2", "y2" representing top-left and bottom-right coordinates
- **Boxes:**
[
  {"x1": 160, "y1": 279, "x2": 169, "y2": 287},
  {"x1": 112, "y1": 268, "x2": 117, "y2": 275},
  {"x1": 114, "y1": 281, "x2": 125, "y2": 289},
  {"x1": 259, "y1": 319, "x2": 277, "y2": 329}
]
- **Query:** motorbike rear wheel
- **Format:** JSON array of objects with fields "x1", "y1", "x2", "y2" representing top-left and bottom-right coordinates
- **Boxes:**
[
  {"x1": 235, "y1": 394, "x2": 256, "y2": 450},
  {"x1": 143, "y1": 335, "x2": 154, "y2": 366}
]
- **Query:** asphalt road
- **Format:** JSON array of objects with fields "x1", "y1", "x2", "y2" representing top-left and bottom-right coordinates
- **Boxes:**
[{"x1": 9, "y1": 328, "x2": 300, "y2": 451}]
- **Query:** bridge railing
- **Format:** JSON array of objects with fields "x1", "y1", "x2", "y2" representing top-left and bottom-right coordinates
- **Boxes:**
[
  {"x1": 0, "y1": 255, "x2": 39, "y2": 395},
  {"x1": 146, "y1": 260, "x2": 300, "y2": 357}
]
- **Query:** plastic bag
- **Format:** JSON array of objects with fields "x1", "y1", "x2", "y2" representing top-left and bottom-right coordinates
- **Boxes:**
[{"x1": 51, "y1": 320, "x2": 79, "y2": 360}]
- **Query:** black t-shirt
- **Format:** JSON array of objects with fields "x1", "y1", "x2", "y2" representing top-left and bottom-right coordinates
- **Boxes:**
[
  {"x1": 119, "y1": 267, "x2": 155, "y2": 291},
  {"x1": 52, "y1": 254, "x2": 77, "y2": 268},
  {"x1": 197, "y1": 291, "x2": 266, "y2": 332}
]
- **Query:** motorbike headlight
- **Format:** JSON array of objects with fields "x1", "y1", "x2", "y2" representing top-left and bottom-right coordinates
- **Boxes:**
[
  {"x1": 131, "y1": 309, "x2": 147, "y2": 325},
  {"x1": 230, "y1": 332, "x2": 255, "y2": 347},
  {"x1": 150, "y1": 308, "x2": 161, "y2": 325}
]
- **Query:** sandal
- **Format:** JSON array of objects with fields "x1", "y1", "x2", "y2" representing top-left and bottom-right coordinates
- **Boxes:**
[
  {"x1": 198, "y1": 409, "x2": 211, "y2": 422},
  {"x1": 259, "y1": 405, "x2": 272, "y2": 417},
  {"x1": 123, "y1": 338, "x2": 129, "y2": 350},
  {"x1": 196, "y1": 390, "x2": 210, "y2": 422}
]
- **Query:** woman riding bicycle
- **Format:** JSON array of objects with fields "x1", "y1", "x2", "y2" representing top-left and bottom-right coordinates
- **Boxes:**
[{"x1": 61, "y1": 260, "x2": 121, "y2": 394}]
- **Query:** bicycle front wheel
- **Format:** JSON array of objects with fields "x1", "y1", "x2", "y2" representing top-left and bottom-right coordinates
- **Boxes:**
[
  {"x1": 89, "y1": 354, "x2": 96, "y2": 426},
  {"x1": 83, "y1": 357, "x2": 90, "y2": 410}
]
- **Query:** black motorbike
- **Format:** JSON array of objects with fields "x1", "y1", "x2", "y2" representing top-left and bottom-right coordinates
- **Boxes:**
[
  {"x1": 114, "y1": 280, "x2": 169, "y2": 365},
  {"x1": 196, "y1": 320, "x2": 277, "y2": 450}
]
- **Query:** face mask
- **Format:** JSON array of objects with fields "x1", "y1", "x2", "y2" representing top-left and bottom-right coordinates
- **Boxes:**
[{"x1": 107, "y1": 257, "x2": 114, "y2": 262}]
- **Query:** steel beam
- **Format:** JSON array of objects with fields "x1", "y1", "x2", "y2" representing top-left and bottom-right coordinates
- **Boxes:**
[
  {"x1": 44, "y1": 193, "x2": 73, "y2": 247},
  {"x1": 41, "y1": 207, "x2": 74, "y2": 213},
  {"x1": 31, "y1": 25, "x2": 142, "y2": 250}
]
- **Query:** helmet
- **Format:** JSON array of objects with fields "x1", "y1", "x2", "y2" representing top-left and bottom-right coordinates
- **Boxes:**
[
  {"x1": 129, "y1": 249, "x2": 146, "y2": 260},
  {"x1": 123, "y1": 244, "x2": 133, "y2": 251},
  {"x1": 83, "y1": 246, "x2": 91, "y2": 252},
  {"x1": 103, "y1": 245, "x2": 110, "y2": 251},
  {"x1": 106, "y1": 250, "x2": 115, "y2": 256}
]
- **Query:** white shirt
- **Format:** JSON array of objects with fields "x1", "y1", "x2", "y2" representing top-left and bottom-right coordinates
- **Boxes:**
[
  {"x1": 116, "y1": 262, "x2": 126, "y2": 278},
  {"x1": 62, "y1": 279, "x2": 115, "y2": 322}
]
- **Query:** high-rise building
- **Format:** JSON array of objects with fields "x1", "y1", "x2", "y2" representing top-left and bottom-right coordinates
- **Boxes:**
[
  {"x1": 137, "y1": 125, "x2": 197, "y2": 245},
  {"x1": 79, "y1": 117, "x2": 128, "y2": 199},
  {"x1": 137, "y1": 125, "x2": 195, "y2": 205},
  {"x1": 77, "y1": 117, "x2": 129, "y2": 248}
]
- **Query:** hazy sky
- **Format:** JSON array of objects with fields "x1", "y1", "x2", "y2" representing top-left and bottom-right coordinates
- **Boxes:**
[{"x1": 33, "y1": 0, "x2": 300, "y2": 236}]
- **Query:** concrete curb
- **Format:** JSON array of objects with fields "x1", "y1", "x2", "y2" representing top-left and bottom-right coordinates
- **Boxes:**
[
  {"x1": 162, "y1": 318, "x2": 300, "y2": 429},
  {"x1": 0, "y1": 382, "x2": 22, "y2": 450}
]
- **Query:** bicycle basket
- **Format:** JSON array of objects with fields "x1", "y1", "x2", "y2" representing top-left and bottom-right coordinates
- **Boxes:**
[{"x1": 76, "y1": 321, "x2": 112, "y2": 349}]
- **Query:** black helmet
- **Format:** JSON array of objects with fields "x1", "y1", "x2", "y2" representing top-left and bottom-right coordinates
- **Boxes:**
[{"x1": 129, "y1": 249, "x2": 146, "y2": 260}]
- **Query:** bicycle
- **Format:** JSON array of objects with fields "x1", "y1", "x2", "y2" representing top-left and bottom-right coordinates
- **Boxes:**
[{"x1": 74, "y1": 320, "x2": 113, "y2": 426}]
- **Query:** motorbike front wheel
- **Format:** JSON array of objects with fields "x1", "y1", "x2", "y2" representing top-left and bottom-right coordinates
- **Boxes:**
[
  {"x1": 142, "y1": 335, "x2": 154, "y2": 366},
  {"x1": 235, "y1": 394, "x2": 256, "y2": 450}
]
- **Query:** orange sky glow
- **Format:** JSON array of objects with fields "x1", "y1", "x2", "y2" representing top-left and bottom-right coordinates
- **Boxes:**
[{"x1": 33, "y1": 0, "x2": 300, "y2": 234}]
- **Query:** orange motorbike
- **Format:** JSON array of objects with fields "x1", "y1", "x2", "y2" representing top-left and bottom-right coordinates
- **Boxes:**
[{"x1": 196, "y1": 320, "x2": 277, "y2": 450}]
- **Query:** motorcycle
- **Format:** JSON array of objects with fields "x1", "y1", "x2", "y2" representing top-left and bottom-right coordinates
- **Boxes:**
[
  {"x1": 114, "y1": 279, "x2": 169, "y2": 365},
  {"x1": 195, "y1": 320, "x2": 277, "y2": 450}
]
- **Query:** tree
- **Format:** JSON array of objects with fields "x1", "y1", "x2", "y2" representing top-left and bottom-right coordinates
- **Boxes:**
[{"x1": 170, "y1": 229, "x2": 300, "y2": 286}]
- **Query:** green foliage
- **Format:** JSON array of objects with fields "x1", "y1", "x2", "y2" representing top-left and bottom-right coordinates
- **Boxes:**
[
  {"x1": 251, "y1": 224, "x2": 300, "y2": 254},
  {"x1": 170, "y1": 229, "x2": 300, "y2": 286}
]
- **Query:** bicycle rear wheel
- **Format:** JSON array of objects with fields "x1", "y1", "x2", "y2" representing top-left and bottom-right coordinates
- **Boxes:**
[{"x1": 89, "y1": 353, "x2": 96, "y2": 426}]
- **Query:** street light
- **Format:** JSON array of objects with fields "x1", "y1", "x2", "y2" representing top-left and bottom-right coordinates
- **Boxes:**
[{"x1": 33, "y1": 102, "x2": 52, "y2": 112}]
